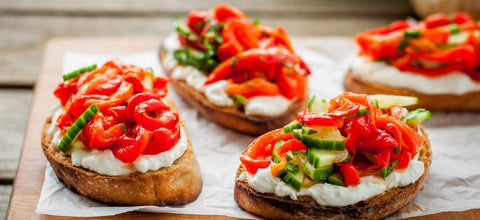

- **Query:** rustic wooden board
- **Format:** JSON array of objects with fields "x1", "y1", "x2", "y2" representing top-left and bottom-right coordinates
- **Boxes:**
[
  {"x1": 0, "y1": 0, "x2": 413, "y2": 16},
  {"x1": 7, "y1": 37, "x2": 480, "y2": 219},
  {"x1": 0, "y1": 90, "x2": 32, "y2": 181},
  {"x1": 0, "y1": 15, "x2": 404, "y2": 86},
  {"x1": 1, "y1": 185, "x2": 12, "y2": 220}
]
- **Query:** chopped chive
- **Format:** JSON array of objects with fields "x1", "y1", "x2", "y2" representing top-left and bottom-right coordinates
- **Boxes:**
[
  {"x1": 62, "y1": 64, "x2": 97, "y2": 81},
  {"x1": 58, "y1": 104, "x2": 99, "y2": 152}
]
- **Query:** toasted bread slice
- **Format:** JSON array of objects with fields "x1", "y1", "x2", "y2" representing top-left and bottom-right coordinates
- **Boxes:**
[
  {"x1": 344, "y1": 70, "x2": 480, "y2": 111},
  {"x1": 41, "y1": 97, "x2": 202, "y2": 206},
  {"x1": 158, "y1": 46, "x2": 309, "y2": 136},
  {"x1": 234, "y1": 127, "x2": 431, "y2": 219}
]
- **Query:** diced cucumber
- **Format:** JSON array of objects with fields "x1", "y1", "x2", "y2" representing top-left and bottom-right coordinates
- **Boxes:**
[
  {"x1": 173, "y1": 18, "x2": 191, "y2": 37},
  {"x1": 308, "y1": 95, "x2": 328, "y2": 113},
  {"x1": 327, "y1": 173, "x2": 344, "y2": 186},
  {"x1": 303, "y1": 162, "x2": 334, "y2": 181},
  {"x1": 279, "y1": 163, "x2": 304, "y2": 191},
  {"x1": 271, "y1": 139, "x2": 284, "y2": 163},
  {"x1": 62, "y1": 64, "x2": 97, "y2": 81},
  {"x1": 295, "y1": 126, "x2": 345, "y2": 151},
  {"x1": 404, "y1": 30, "x2": 421, "y2": 38},
  {"x1": 369, "y1": 94, "x2": 418, "y2": 109},
  {"x1": 286, "y1": 150, "x2": 306, "y2": 161},
  {"x1": 307, "y1": 148, "x2": 338, "y2": 168},
  {"x1": 282, "y1": 121, "x2": 302, "y2": 133},
  {"x1": 299, "y1": 136, "x2": 345, "y2": 151},
  {"x1": 403, "y1": 108, "x2": 432, "y2": 125},
  {"x1": 58, "y1": 104, "x2": 99, "y2": 152}
]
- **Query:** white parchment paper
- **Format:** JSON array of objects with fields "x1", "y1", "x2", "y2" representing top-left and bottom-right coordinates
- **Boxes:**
[{"x1": 36, "y1": 38, "x2": 480, "y2": 218}]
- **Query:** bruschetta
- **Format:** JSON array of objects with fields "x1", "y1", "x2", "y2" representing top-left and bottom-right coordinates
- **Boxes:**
[
  {"x1": 234, "y1": 92, "x2": 432, "y2": 219},
  {"x1": 346, "y1": 12, "x2": 480, "y2": 111},
  {"x1": 42, "y1": 59, "x2": 202, "y2": 206},
  {"x1": 159, "y1": 4, "x2": 310, "y2": 135}
]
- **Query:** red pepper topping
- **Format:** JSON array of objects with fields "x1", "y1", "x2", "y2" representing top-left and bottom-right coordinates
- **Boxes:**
[
  {"x1": 240, "y1": 92, "x2": 426, "y2": 187},
  {"x1": 355, "y1": 12, "x2": 480, "y2": 80},
  {"x1": 53, "y1": 60, "x2": 180, "y2": 163}
]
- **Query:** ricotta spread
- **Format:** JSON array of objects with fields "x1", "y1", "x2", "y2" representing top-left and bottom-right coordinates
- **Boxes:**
[
  {"x1": 48, "y1": 104, "x2": 188, "y2": 176},
  {"x1": 351, "y1": 56, "x2": 480, "y2": 95},
  {"x1": 245, "y1": 156, "x2": 424, "y2": 207},
  {"x1": 162, "y1": 34, "x2": 293, "y2": 117}
]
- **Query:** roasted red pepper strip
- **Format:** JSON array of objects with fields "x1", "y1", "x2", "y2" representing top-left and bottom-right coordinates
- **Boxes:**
[
  {"x1": 225, "y1": 78, "x2": 281, "y2": 98},
  {"x1": 134, "y1": 99, "x2": 176, "y2": 131},
  {"x1": 240, "y1": 129, "x2": 284, "y2": 174},
  {"x1": 340, "y1": 163, "x2": 360, "y2": 186},
  {"x1": 82, "y1": 113, "x2": 124, "y2": 149},
  {"x1": 111, "y1": 126, "x2": 151, "y2": 163},
  {"x1": 143, "y1": 123, "x2": 181, "y2": 155}
]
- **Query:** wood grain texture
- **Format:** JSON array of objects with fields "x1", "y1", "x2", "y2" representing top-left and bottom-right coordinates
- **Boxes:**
[
  {"x1": 1, "y1": 185, "x2": 12, "y2": 220},
  {"x1": 0, "y1": 15, "x2": 402, "y2": 86},
  {"x1": 0, "y1": 90, "x2": 32, "y2": 181},
  {"x1": 0, "y1": 0, "x2": 413, "y2": 16}
]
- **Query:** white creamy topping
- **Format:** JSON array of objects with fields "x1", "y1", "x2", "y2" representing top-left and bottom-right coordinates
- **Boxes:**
[
  {"x1": 162, "y1": 34, "x2": 292, "y2": 116},
  {"x1": 245, "y1": 96, "x2": 291, "y2": 117},
  {"x1": 247, "y1": 157, "x2": 424, "y2": 207},
  {"x1": 48, "y1": 104, "x2": 188, "y2": 176},
  {"x1": 204, "y1": 80, "x2": 235, "y2": 107},
  {"x1": 351, "y1": 56, "x2": 480, "y2": 94}
]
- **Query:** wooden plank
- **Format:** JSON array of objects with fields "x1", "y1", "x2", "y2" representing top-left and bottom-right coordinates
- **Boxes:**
[
  {"x1": 0, "y1": 15, "x2": 400, "y2": 86},
  {"x1": 0, "y1": 89, "x2": 32, "y2": 181},
  {"x1": 6, "y1": 37, "x2": 480, "y2": 220},
  {"x1": 1, "y1": 185, "x2": 12, "y2": 220},
  {"x1": 0, "y1": 0, "x2": 413, "y2": 16}
]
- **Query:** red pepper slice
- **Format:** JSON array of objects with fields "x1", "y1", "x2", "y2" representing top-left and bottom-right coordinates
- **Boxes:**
[
  {"x1": 340, "y1": 163, "x2": 360, "y2": 186},
  {"x1": 187, "y1": 10, "x2": 209, "y2": 35},
  {"x1": 240, "y1": 129, "x2": 285, "y2": 174},
  {"x1": 274, "y1": 139, "x2": 306, "y2": 160},
  {"x1": 225, "y1": 78, "x2": 281, "y2": 98},
  {"x1": 424, "y1": 13, "x2": 451, "y2": 29},
  {"x1": 111, "y1": 126, "x2": 150, "y2": 163},
  {"x1": 104, "y1": 105, "x2": 128, "y2": 123},
  {"x1": 297, "y1": 110, "x2": 344, "y2": 127},
  {"x1": 134, "y1": 99, "x2": 177, "y2": 131},
  {"x1": 218, "y1": 41, "x2": 244, "y2": 61},
  {"x1": 453, "y1": 12, "x2": 473, "y2": 24},
  {"x1": 126, "y1": 93, "x2": 161, "y2": 121},
  {"x1": 90, "y1": 78, "x2": 122, "y2": 96},
  {"x1": 82, "y1": 113, "x2": 125, "y2": 149},
  {"x1": 143, "y1": 123, "x2": 181, "y2": 155},
  {"x1": 54, "y1": 80, "x2": 77, "y2": 106},
  {"x1": 204, "y1": 47, "x2": 300, "y2": 85},
  {"x1": 213, "y1": 4, "x2": 248, "y2": 23},
  {"x1": 153, "y1": 77, "x2": 171, "y2": 98},
  {"x1": 222, "y1": 19, "x2": 259, "y2": 50},
  {"x1": 94, "y1": 81, "x2": 134, "y2": 110}
]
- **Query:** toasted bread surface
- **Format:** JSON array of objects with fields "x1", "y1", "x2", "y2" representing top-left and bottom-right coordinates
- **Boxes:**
[
  {"x1": 41, "y1": 98, "x2": 202, "y2": 206},
  {"x1": 344, "y1": 70, "x2": 480, "y2": 111},
  {"x1": 159, "y1": 46, "x2": 309, "y2": 136},
  {"x1": 234, "y1": 127, "x2": 431, "y2": 219}
]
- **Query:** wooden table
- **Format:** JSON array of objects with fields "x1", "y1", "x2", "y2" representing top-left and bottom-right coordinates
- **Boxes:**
[{"x1": 1, "y1": 0, "x2": 479, "y2": 219}]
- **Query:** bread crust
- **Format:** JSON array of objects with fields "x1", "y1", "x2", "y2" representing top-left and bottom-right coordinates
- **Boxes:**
[
  {"x1": 344, "y1": 70, "x2": 480, "y2": 111},
  {"x1": 234, "y1": 127, "x2": 432, "y2": 219},
  {"x1": 41, "y1": 97, "x2": 202, "y2": 206},
  {"x1": 158, "y1": 46, "x2": 309, "y2": 136}
]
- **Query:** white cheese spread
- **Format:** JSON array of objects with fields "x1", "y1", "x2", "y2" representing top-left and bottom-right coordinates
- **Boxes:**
[
  {"x1": 245, "y1": 96, "x2": 291, "y2": 117},
  {"x1": 351, "y1": 56, "x2": 480, "y2": 95},
  {"x1": 162, "y1": 34, "x2": 293, "y2": 117},
  {"x1": 246, "y1": 156, "x2": 424, "y2": 207},
  {"x1": 48, "y1": 105, "x2": 188, "y2": 176}
]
